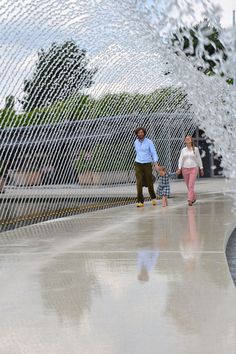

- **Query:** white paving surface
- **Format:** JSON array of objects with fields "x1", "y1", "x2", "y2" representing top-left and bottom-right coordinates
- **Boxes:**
[
  {"x1": 0, "y1": 179, "x2": 236, "y2": 354},
  {"x1": 1, "y1": 178, "x2": 230, "y2": 198}
]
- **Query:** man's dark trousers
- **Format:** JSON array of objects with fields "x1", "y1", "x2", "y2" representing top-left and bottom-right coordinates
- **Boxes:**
[{"x1": 135, "y1": 162, "x2": 156, "y2": 203}]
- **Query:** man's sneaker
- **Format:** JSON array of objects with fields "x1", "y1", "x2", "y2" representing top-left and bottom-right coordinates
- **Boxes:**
[
  {"x1": 136, "y1": 203, "x2": 144, "y2": 207},
  {"x1": 151, "y1": 199, "x2": 157, "y2": 206}
]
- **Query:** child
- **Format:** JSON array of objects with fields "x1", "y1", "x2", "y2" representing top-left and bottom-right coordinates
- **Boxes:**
[{"x1": 156, "y1": 166, "x2": 177, "y2": 207}]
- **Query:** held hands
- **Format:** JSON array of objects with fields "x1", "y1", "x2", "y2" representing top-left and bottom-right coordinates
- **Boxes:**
[{"x1": 176, "y1": 169, "x2": 181, "y2": 176}]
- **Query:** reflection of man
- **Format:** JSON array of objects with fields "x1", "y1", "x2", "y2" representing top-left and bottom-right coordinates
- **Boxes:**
[
  {"x1": 137, "y1": 250, "x2": 159, "y2": 282},
  {"x1": 134, "y1": 127, "x2": 159, "y2": 207}
]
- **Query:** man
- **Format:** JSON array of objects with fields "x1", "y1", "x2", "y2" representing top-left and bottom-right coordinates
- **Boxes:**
[{"x1": 134, "y1": 127, "x2": 159, "y2": 207}]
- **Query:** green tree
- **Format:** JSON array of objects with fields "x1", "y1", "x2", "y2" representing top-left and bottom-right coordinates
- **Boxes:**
[
  {"x1": 1, "y1": 87, "x2": 188, "y2": 128},
  {"x1": 0, "y1": 95, "x2": 18, "y2": 128},
  {"x1": 5, "y1": 95, "x2": 15, "y2": 110},
  {"x1": 172, "y1": 19, "x2": 227, "y2": 76},
  {"x1": 21, "y1": 40, "x2": 97, "y2": 111},
  {"x1": 85, "y1": 88, "x2": 189, "y2": 120}
]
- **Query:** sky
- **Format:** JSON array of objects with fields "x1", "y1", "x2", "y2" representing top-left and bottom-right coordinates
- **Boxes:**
[{"x1": 217, "y1": 0, "x2": 236, "y2": 27}]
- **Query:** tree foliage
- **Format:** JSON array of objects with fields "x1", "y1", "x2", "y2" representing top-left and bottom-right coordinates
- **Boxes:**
[
  {"x1": 0, "y1": 95, "x2": 17, "y2": 128},
  {"x1": 21, "y1": 41, "x2": 97, "y2": 111},
  {"x1": 5, "y1": 95, "x2": 15, "y2": 110},
  {"x1": 0, "y1": 87, "x2": 189, "y2": 128},
  {"x1": 172, "y1": 19, "x2": 227, "y2": 76}
]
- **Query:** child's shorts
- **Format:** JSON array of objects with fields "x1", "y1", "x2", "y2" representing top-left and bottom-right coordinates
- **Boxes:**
[{"x1": 157, "y1": 186, "x2": 170, "y2": 198}]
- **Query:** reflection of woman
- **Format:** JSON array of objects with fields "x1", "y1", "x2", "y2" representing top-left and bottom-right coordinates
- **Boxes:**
[
  {"x1": 180, "y1": 207, "x2": 202, "y2": 272},
  {"x1": 177, "y1": 136, "x2": 204, "y2": 206}
]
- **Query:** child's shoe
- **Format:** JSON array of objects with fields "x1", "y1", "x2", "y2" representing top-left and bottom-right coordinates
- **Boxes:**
[
  {"x1": 151, "y1": 199, "x2": 157, "y2": 206},
  {"x1": 137, "y1": 202, "x2": 144, "y2": 208}
]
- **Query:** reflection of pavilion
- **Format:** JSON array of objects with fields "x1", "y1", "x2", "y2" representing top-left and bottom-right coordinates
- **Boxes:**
[
  {"x1": 163, "y1": 253, "x2": 235, "y2": 342},
  {"x1": 40, "y1": 253, "x2": 101, "y2": 324},
  {"x1": 163, "y1": 201, "x2": 235, "y2": 343}
]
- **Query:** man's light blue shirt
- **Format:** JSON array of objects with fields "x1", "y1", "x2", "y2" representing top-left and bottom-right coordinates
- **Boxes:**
[{"x1": 134, "y1": 138, "x2": 158, "y2": 164}]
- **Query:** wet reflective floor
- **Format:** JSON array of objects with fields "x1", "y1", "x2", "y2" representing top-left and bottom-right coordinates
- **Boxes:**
[{"x1": 0, "y1": 193, "x2": 236, "y2": 354}]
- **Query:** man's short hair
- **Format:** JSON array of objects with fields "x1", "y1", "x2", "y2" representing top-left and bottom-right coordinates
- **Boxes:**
[{"x1": 135, "y1": 127, "x2": 147, "y2": 136}]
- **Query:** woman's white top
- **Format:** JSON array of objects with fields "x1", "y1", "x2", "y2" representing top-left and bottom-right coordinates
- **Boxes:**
[{"x1": 178, "y1": 147, "x2": 203, "y2": 169}]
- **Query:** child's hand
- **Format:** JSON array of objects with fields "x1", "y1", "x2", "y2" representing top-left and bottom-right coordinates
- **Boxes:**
[{"x1": 200, "y1": 169, "x2": 204, "y2": 177}]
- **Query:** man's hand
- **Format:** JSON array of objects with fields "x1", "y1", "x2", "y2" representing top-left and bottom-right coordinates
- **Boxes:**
[{"x1": 154, "y1": 164, "x2": 160, "y2": 172}]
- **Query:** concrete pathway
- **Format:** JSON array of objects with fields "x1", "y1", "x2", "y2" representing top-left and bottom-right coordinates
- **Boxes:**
[
  {"x1": 0, "y1": 184, "x2": 235, "y2": 353},
  {"x1": 0, "y1": 178, "x2": 229, "y2": 199}
]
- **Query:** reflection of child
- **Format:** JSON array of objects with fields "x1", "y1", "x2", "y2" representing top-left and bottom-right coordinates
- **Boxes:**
[{"x1": 156, "y1": 166, "x2": 177, "y2": 207}]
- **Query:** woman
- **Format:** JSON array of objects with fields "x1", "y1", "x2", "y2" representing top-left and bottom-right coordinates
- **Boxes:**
[{"x1": 177, "y1": 136, "x2": 204, "y2": 206}]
